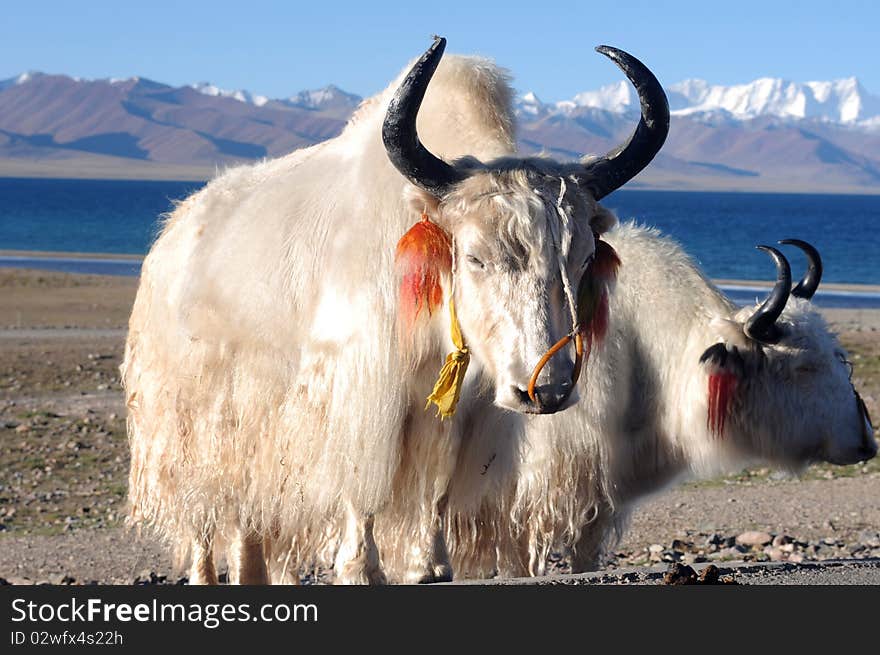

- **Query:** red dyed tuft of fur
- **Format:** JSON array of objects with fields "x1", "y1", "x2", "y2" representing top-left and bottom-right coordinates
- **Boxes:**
[
  {"x1": 707, "y1": 372, "x2": 738, "y2": 437},
  {"x1": 395, "y1": 215, "x2": 452, "y2": 329},
  {"x1": 591, "y1": 287, "x2": 611, "y2": 345},
  {"x1": 577, "y1": 238, "x2": 620, "y2": 347},
  {"x1": 592, "y1": 239, "x2": 621, "y2": 280}
]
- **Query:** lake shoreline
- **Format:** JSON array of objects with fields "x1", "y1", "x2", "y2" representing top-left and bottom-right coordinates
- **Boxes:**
[
  {"x1": 2, "y1": 251, "x2": 879, "y2": 295},
  {"x1": 3, "y1": 181, "x2": 878, "y2": 284},
  {"x1": 2, "y1": 171, "x2": 880, "y2": 196}
]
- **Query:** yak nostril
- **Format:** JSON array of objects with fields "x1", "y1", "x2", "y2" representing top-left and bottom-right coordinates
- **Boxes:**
[
  {"x1": 535, "y1": 387, "x2": 570, "y2": 413},
  {"x1": 514, "y1": 382, "x2": 574, "y2": 414},
  {"x1": 514, "y1": 386, "x2": 559, "y2": 413}
]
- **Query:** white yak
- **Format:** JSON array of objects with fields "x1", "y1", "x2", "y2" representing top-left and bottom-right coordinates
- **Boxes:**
[
  {"x1": 440, "y1": 227, "x2": 877, "y2": 579},
  {"x1": 122, "y1": 37, "x2": 670, "y2": 584}
]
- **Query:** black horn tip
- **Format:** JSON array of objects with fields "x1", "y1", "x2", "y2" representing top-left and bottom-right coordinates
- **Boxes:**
[
  {"x1": 428, "y1": 35, "x2": 446, "y2": 52},
  {"x1": 778, "y1": 238, "x2": 819, "y2": 254},
  {"x1": 778, "y1": 238, "x2": 822, "y2": 300},
  {"x1": 755, "y1": 245, "x2": 791, "y2": 276},
  {"x1": 382, "y1": 36, "x2": 464, "y2": 198},
  {"x1": 744, "y1": 245, "x2": 792, "y2": 344},
  {"x1": 594, "y1": 45, "x2": 625, "y2": 63},
  {"x1": 582, "y1": 46, "x2": 670, "y2": 201}
]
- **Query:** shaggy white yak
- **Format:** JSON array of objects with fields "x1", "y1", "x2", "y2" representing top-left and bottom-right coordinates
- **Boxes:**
[
  {"x1": 122, "y1": 38, "x2": 670, "y2": 584},
  {"x1": 439, "y1": 226, "x2": 877, "y2": 579}
]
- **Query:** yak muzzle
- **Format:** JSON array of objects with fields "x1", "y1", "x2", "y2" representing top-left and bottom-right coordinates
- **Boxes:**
[{"x1": 514, "y1": 380, "x2": 578, "y2": 415}]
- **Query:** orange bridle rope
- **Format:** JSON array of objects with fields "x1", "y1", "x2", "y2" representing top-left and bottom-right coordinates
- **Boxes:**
[
  {"x1": 525, "y1": 178, "x2": 586, "y2": 407},
  {"x1": 527, "y1": 331, "x2": 585, "y2": 405}
]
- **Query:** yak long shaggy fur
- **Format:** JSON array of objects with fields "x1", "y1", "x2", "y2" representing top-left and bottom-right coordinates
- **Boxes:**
[
  {"x1": 443, "y1": 221, "x2": 869, "y2": 578},
  {"x1": 443, "y1": 224, "x2": 743, "y2": 577},
  {"x1": 122, "y1": 53, "x2": 539, "y2": 576}
]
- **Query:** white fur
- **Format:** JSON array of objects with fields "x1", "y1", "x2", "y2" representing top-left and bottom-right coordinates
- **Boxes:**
[
  {"x1": 123, "y1": 52, "x2": 612, "y2": 584},
  {"x1": 443, "y1": 223, "x2": 876, "y2": 578}
]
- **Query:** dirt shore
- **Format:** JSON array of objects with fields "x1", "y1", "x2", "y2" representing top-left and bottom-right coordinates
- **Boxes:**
[{"x1": 0, "y1": 267, "x2": 877, "y2": 584}]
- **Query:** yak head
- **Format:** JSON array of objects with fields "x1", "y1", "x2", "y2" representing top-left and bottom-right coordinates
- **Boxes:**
[
  {"x1": 385, "y1": 37, "x2": 667, "y2": 414},
  {"x1": 699, "y1": 241, "x2": 876, "y2": 467}
]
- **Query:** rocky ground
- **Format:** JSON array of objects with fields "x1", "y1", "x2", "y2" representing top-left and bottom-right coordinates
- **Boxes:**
[{"x1": 0, "y1": 267, "x2": 878, "y2": 585}]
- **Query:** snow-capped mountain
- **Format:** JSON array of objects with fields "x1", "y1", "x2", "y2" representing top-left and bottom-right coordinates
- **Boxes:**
[
  {"x1": 668, "y1": 77, "x2": 880, "y2": 124},
  {"x1": 2, "y1": 69, "x2": 879, "y2": 192},
  {"x1": 521, "y1": 75, "x2": 880, "y2": 128},
  {"x1": 559, "y1": 80, "x2": 634, "y2": 115},
  {"x1": 0, "y1": 71, "x2": 362, "y2": 113},
  {"x1": 0, "y1": 71, "x2": 44, "y2": 91},
  {"x1": 285, "y1": 84, "x2": 361, "y2": 111},
  {"x1": 190, "y1": 81, "x2": 269, "y2": 107},
  {"x1": 187, "y1": 80, "x2": 361, "y2": 113},
  {"x1": 516, "y1": 91, "x2": 547, "y2": 117}
]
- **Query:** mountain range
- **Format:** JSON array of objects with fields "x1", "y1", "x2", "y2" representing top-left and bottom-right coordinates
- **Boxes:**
[{"x1": 1, "y1": 70, "x2": 879, "y2": 193}]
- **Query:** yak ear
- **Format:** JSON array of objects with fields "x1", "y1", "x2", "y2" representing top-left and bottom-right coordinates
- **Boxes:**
[
  {"x1": 588, "y1": 204, "x2": 617, "y2": 236},
  {"x1": 699, "y1": 343, "x2": 744, "y2": 437},
  {"x1": 404, "y1": 184, "x2": 442, "y2": 218},
  {"x1": 699, "y1": 343, "x2": 745, "y2": 373}
]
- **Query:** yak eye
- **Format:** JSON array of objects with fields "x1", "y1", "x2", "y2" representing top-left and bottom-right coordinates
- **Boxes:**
[{"x1": 466, "y1": 254, "x2": 485, "y2": 270}]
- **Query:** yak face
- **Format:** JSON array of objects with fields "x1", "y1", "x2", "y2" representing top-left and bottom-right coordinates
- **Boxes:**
[
  {"x1": 383, "y1": 38, "x2": 669, "y2": 416},
  {"x1": 426, "y1": 166, "x2": 615, "y2": 414},
  {"x1": 700, "y1": 244, "x2": 876, "y2": 468}
]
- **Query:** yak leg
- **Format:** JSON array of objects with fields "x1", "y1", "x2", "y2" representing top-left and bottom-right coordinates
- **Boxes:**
[
  {"x1": 401, "y1": 408, "x2": 461, "y2": 584},
  {"x1": 570, "y1": 529, "x2": 605, "y2": 573},
  {"x1": 405, "y1": 494, "x2": 453, "y2": 584},
  {"x1": 228, "y1": 530, "x2": 270, "y2": 585},
  {"x1": 334, "y1": 503, "x2": 386, "y2": 585},
  {"x1": 495, "y1": 525, "x2": 531, "y2": 579},
  {"x1": 263, "y1": 535, "x2": 301, "y2": 585},
  {"x1": 189, "y1": 533, "x2": 219, "y2": 585},
  {"x1": 426, "y1": 494, "x2": 453, "y2": 582},
  {"x1": 570, "y1": 505, "x2": 621, "y2": 573}
]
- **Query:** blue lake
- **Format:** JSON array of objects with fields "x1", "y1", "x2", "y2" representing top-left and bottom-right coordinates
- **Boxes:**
[{"x1": 0, "y1": 177, "x2": 878, "y2": 307}]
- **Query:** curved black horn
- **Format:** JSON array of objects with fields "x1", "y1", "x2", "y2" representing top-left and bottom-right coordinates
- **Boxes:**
[
  {"x1": 744, "y1": 246, "x2": 792, "y2": 344},
  {"x1": 779, "y1": 238, "x2": 822, "y2": 300},
  {"x1": 382, "y1": 36, "x2": 465, "y2": 198},
  {"x1": 582, "y1": 46, "x2": 670, "y2": 200}
]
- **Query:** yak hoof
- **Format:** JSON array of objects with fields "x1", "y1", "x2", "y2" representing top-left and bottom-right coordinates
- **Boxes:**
[
  {"x1": 411, "y1": 562, "x2": 453, "y2": 584},
  {"x1": 431, "y1": 563, "x2": 453, "y2": 583},
  {"x1": 336, "y1": 560, "x2": 387, "y2": 586}
]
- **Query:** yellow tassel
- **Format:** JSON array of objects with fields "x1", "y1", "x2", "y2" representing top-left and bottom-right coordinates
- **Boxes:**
[{"x1": 426, "y1": 297, "x2": 470, "y2": 419}]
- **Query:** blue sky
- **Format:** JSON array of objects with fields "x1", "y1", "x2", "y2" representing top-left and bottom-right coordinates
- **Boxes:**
[{"x1": 1, "y1": 1, "x2": 877, "y2": 101}]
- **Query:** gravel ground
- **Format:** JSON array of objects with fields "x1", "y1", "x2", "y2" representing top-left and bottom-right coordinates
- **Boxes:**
[
  {"x1": 467, "y1": 559, "x2": 880, "y2": 585},
  {"x1": 617, "y1": 473, "x2": 880, "y2": 564},
  {"x1": 0, "y1": 529, "x2": 172, "y2": 585},
  {"x1": 3, "y1": 475, "x2": 880, "y2": 584}
]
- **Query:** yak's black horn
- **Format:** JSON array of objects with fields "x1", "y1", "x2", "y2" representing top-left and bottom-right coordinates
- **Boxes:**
[
  {"x1": 744, "y1": 246, "x2": 792, "y2": 344},
  {"x1": 581, "y1": 46, "x2": 670, "y2": 200},
  {"x1": 779, "y1": 238, "x2": 822, "y2": 300},
  {"x1": 382, "y1": 36, "x2": 465, "y2": 198}
]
